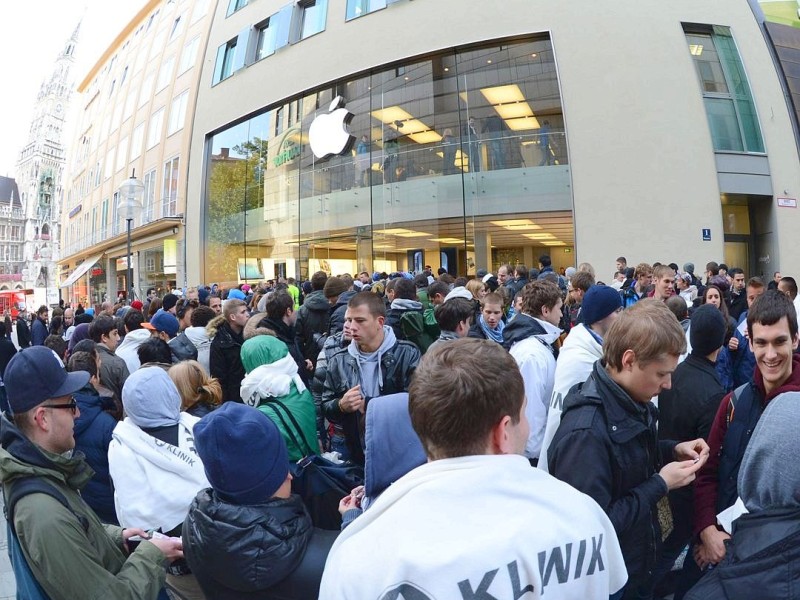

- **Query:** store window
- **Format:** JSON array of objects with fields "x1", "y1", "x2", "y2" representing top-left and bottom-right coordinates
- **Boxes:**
[{"x1": 686, "y1": 26, "x2": 764, "y2": 153}]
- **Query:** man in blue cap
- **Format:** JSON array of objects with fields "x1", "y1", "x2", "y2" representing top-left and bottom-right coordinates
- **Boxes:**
[{"x1": 0, "y1": 346, "x2": 182, "y2": 599}]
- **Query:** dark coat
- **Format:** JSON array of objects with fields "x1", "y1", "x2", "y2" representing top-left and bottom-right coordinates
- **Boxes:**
[
  {"x1": 684, "y1": 508, "x2": 800, "y2": 600},
  {"x1": 15, "y1": 317, "x2": 31, "y2": 348},
  {"x1": 727, "y1": 290, "x2": 748, "y2": 323},
  {"x1": 31, "y1": 317, "x2": 48, "y2": 346},
  {"x1": 321, "y1": 340, "x2": 420, "y2": 465},
  {"x1": 73, "y1": 385, "x2": 118, "y2": 524},
  {"x1": 328, "y1": 290, "x2": 358, "y2": 336},
  {"x1": 210, "y1": 321, "x2": 246, "y2": 403},
  {"x1": 294, "y1": 291, "x2": 331, "y2": 363},
  {"x1": 169, "y1": 331, "x2": 199, "y2": 363},
  {"x1": 257, "y1": 317, "x2": 311, "y2": 387},
  {"x1": 548, "y1": 362, "x2": 677, "y2": 586},
  {"x1": 183, "y1": 489, "x2": 337, "y2": 600}
]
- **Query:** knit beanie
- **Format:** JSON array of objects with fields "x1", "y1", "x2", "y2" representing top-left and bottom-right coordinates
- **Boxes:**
[
  {"x1": 739, "y1": 392, "x2": 800, "y2": 512},
  {"x1": 162, "y1": 293, "x2": 179, "y2": 312},
  {"x1": 683, "y1": 263, "x2": 695, "y2": 275},
  {"x1": 197, "y1": 287, "x2": 210, "y2": 304},
  {"x1": 122, "y1": 366, "x2": 181, "y2": 428},
  {"x1": 240, "y1": 335, "x2": 289, "y2": 374},
  {"x1": 581, "y1": 285, "x2": 622, "y2": 326},
  {"x1": 689, "y1": 304, "x2": 726, "y2": 357},
  {"x1": 67, "y1": 323, "x2": 92, "y2": 354},
  {"x1": 323, "y1": 276, "x2": 349, "y2": 299},
  {"x1": 194, "y1": 402, "x2": 289, "y2": 505},
  {"x1": 226, "y1": 288, "x2": 246, "y2": 301}
]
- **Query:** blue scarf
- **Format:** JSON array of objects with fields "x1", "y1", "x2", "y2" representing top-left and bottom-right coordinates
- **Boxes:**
[{"x1": 479, "y1": 314, "x2": 505, "y2": 343}]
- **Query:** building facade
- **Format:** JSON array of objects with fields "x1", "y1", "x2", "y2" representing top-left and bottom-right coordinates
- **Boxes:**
[
  {"x1": 15, "y1": 23, "x2": 81, "y2": 306},
  {"x1": 59, "y1": 0, "x2": 215, "y2": 306},
  {"x1": 0, "y1": 178, "x2": 27, "y2": 292},
  {"x1": 183, "y1": 0, "x2": 800, "y2": 285}
]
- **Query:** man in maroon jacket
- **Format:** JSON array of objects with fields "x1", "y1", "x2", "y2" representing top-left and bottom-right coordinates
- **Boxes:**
[{"x1": 686, "y1": 290, "x2": 800, "y2": 594}]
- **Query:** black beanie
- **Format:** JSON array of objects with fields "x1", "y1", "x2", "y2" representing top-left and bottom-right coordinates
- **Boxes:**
[{"x1": 690, "y1": 304, "x2": 726, "y2": 357}]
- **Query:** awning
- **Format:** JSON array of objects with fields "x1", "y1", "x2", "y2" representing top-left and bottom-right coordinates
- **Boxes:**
[{"x1": 60, "y1": 252, "x2": 104, "y2": 288}]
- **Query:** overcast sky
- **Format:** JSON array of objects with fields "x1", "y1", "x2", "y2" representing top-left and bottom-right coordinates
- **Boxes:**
[{"x1": 0, "y1": 1, "x2": 146, "y2": 178}]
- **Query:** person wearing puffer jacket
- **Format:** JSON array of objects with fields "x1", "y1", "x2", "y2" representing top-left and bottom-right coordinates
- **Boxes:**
[
  {"x1": 240, "y1": 335, "x2": 318, "y2": 460},
  {"x1": 183, "y1": 402, "x2": 338, "y2": 600}
]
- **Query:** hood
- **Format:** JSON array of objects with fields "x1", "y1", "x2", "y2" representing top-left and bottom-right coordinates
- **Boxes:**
[
  {"x1": 205, "y1": 314, "x2": 227, "y2": 339},
  {"x1": 303, "y1": 290, "x2": 331, "y2": 312},
  {"x1": 122, "y1": 366, "x2": 182, "y2": 428},
  {"x1": 116, "y1": 327, "x2": 151, "y2": 350},
  {"x1": 0, "y1": 412, "x2": 94, "y2": 489},
  {"x1": 363, "y1": 393, "x2": 426, "y2": 506},
  {"x1": 390, "y1": 298, "x2": 423, "y2": 311},
  {"x1": 334, "y1": 290, "x2": 358, "y2": 310},
  {"x1": 184, "y1": 326, "x2": 210, "y2": 346},
  {"x1": 73, "y1": 385, "x2": 114, "y2": 437},
  {"x1": 240, "y1": 357, "x2": 305, "y2": 405},
  {"x1": 184, "y1": 490, "x2": 312, "y2": 591},
  {"x1": 739, "y1": 391, "x2": 800, "y2": 512},
  {"x1": 561, "y1": 361, "x2": 648, "y2": 428},
  {"x1": 502, "y1": 313, "x2": 560, "y2": 350},
  {"x1": 241, "y1": 335, "x2": 289, "y2": 374}
]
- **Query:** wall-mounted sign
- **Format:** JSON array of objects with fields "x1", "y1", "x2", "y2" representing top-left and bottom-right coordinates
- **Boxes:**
[
  {"x1": 308, "y1": 96, "x2": 355, "y2": 160},
  {"x1": 702, "y1": 228, "x2": 711, "y2": 241},
  {"x1": 68, "y1": 204, "x2": 82, "y2": 219},
  {"x1": 777, "y1": 197, "x2": 797, "y2": 208}
]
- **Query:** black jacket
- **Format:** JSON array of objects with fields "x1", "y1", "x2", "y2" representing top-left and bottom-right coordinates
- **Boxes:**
[
  {"x1": 294, "y1": 291, "x2": 331, "y2": 364},
  {"x1": 727, "y1": 289, "x2": 748, "y2": 323},
  {"x1": 169, "y1": 331, "x2": 199, "y2": 363},
  {"x1": 501, "y1": 312, "x2": 557, "y2": 357},
  {"x1": 321, "y1": 339, "x2": 420, "y2": 465},
  {"x1": 548, "y1": 362, "x2": 677, "y2": 586},
  {"x1": 31, "y1": 317, "x2": 48, "y2": 346},
  {"x1": 328, "y1": 290, "x2": 358, "y2": 336},
  {"x1": 210, "y1": 322, "x2": 246, "y2": 403},
  {"x1": 257, "y1": 317, "x2": 310, "y2": 387},
  {"x1": 684, "y1": 508, "x2": 800, "y2": 600},
  {"x1": 16, "y1": 317, "x2": 31, "y2": 348},
  {"x1": 183, "y1": 489, "x2": 337, "y2": 600}
]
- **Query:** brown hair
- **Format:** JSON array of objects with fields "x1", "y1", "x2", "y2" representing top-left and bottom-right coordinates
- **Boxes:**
[
  {"x1": 169, "y1": 360, "x2": 223, "y2": 411},
  {"x1": 223, "y1": 298, "x2": 247, "y2": 320},
  {"x1": 634, "y1": 262, "x2": 653, "y2": 281},
  {"x1": 409, "y1": 338, "x2": 524, "y2": 459},
  {"x1": 348, "y1": 291, "x2": 385, "y2": 317},
  {"x1": 603, "y1": 299, "x2": 686, "y2": 370},
  {"x1": 519, "y1": 280, "x2": 561, "y2": 317},
  {"x1": 570, "y1": 271, "x2": 595, "y2": 293},
  {"x1": 481, "y1": 292, "x2": 503, "y2": 308},
  {"x1": 747, "y1": 289, "x2": 798, "y2": 340}
]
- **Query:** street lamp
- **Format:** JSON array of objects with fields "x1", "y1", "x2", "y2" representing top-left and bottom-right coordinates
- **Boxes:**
[
  {"x1": 39, "y1": 244, "x2": 52, "y2": 308},
  {"x1": 117, "y1": 174, "x2": 144, "y2": 302}
]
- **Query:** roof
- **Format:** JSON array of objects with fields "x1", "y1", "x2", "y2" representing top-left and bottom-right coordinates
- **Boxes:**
[{"x1": 0, "y1": 177, "x2": 23, "y2": 208}]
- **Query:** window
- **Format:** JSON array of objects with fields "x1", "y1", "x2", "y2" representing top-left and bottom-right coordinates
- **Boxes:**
[
  {"x1": 345, "y1": 0, "x2": 386, "y2": 20},
  {"x1": 179, "y1": 37, "x2": 200, "y2": 74},
  {"x1": 168, "y1": 90, "x2": 189, "y2": 136},
  {"x1": 192, "y1": 0, "x2": 210, "y2": 23},
  {"x1": 139, "y1": 73, "x2": 154, "y2": 108},
  {"x1": 123, "y1": 87, "x2": 137, "y2": 122},
  {"x1": 120, "y1": 65, "x2": 129, "y2": 86},
  {"x1": 226, "y1": 0, "x2": 248, "y2": 17},
  {"x1": 146, "y1": 256, "x2": 156, "y2": 272},
  {"x1": 111, "y1": 104, "x2": 123, "y2": 133},
  {"x1": 168, "y1": 16, "x2": 183, "y2": 42},
  {"x1": 143, "y1": 169, "x2": 157, "y2": 222},
  {"x1": 116, "y1": 136, "x2": 128, "y2": 172},
  {"x1": 94, "y1": 161, "x2": 102, "y2": 186},
  {"x1": 112, "y1": 192, "x2": 120, "y2": 235},
  {"x1": 162, "y1": 157, "x2": 180, "y2": 217},
  {"x1": 108, "y1": 79, "x2": 116, "y2": 97},
  {"x1": 101, "y1": 198, "x2": 109, "y2": 237},
  {"x1": 298, "y1": 0, "x2": 328, "y2": 40},
  {"x1": 131, "y1": 123, "x2": 145, "y2": 160},
  {"x1": 256, "y1": 18, "x2": 278, "y2": 60},
  {"x1": 10, "y1": 226, "x2": 20, "y2": 241},
  {"x1": 104, "y1": 148, "x2": 115, "y2": 179},
  {"x1": 147, "y1": 108, "x2": 165, "y2": 149},
  {"x1": 91, "y1": 206, "x2": 98, "y2": 243},
  {"x1": 213, "y1": 34, "x2": 249, "y2": 84},
  {"x1": 686, "y1": 27, "x2": 764, "y2": 153},
  {"x1": 156, "y1": 56, "x2": 175, "y2": 92}
]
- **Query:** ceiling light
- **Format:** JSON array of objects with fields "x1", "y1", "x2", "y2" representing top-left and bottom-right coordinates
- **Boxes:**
[
  {"x1": 523, "y1": 233, "x2": 555, "y2": 240},
  {"x1": 480, "y1": 84, "x2": 525, "y2": 105},
  {"x1": 494, "y1": 103, "x2": 534, "y2": 120},
  {"x1": 404, "y1": 76, "x2": 409, "y2": 81},
  {"x1": 430, "y1": 237, "x2": 466, "y2": 244},
  {"x1": 487, "y1": 59, "x2": 492, "y2": 64},
  {"x1": 444, "y1": 67, "x2": 449, "y2": 72},
  {"x1": 689, "y1": 44, "x2": 703, "y2": 56},
  {"x1": 505, "y1": 116, "x2": 542, "y2": 131},
  {"x1": 542, "y1": 241, "x2": 566, "y2": 246},
  {"x1": 531, "y1": 53, "x2": 537, "y2": 58},
  {"x1": 491, "y1": 219, "x2": 536, "y2": 227}
]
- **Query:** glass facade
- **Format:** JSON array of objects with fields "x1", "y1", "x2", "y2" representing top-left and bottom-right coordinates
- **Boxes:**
[{"x1": 204, "y1": 37, "x2": 573, "y2": 284}]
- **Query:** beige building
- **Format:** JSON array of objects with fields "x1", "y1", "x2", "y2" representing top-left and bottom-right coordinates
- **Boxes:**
[
  {"x1": 59, "y1": 0, "x2": 215, "y2": 305},
  {"x1": 182, "y1": 0, "x2": 800, "y2": 286}
]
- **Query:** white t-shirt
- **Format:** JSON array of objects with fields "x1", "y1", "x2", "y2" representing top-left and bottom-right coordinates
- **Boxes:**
[{"x1": 320, "y1": 454, "x2": 627, "y2": 599}]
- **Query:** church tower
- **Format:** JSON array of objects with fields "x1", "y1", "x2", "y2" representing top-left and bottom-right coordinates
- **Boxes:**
[{"x1": 15, "y1": 20, "x2": 80, "y2": 305}]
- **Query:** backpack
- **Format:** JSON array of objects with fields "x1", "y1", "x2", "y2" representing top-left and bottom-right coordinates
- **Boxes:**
[
  {"x1": 400, "y1": 309, "x2": 439, "y2": 354},
  {"x1": 620, "y1": 285, "x2": 640, "y2": 309},
  {"x1": 3, "y1": 477, "x2": 90, "y2": 600}
]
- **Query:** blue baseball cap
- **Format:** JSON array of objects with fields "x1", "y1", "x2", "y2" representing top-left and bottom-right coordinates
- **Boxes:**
[
  {"x1": 142, "y1": 309, "x2": 179, "y2": 338},
  {"x1": 5, "y1": 347, "x2": 89, "y2": 415}
]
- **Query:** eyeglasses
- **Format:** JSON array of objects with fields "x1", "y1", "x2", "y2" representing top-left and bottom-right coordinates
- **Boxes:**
[{"x1": 43, "y1": 396, "x2": 78, "y2": 415}]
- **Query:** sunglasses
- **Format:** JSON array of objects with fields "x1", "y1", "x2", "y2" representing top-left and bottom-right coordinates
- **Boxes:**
[{"x1": 43, "y1": 396, "x2": 78, "y2": 415}]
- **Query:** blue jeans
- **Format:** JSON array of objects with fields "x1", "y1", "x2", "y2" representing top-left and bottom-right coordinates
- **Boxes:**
[{"x1": 330, "y1": 433, "x2": 352, "y2": 462}]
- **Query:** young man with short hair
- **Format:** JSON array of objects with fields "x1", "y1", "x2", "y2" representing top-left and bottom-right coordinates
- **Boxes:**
[
  {"x1": 320, "y1": 338, "x2": 628, "y2": 599},
  {"x1": 89, "y1": 315, "x2": 130, "y2": 411},
  {"x1": 549, "y1": 300, "x2": 710, "y2": 597},
  {"x1": 502, "y1": 280, "x2": 563, "y2": 464},
  {"x1": 295, "y1": 270, "x2": 330, "y2": 366},
  {"x1": 778, "y1": 275, "x2": 800, "y2": 315},
  {"x1": 691, "y1": 291, "x2": 800, "y2": 579},
  {"x1": 649, "y1": 264, "x2": 675, "y2": 301},
  {"x1": 727, "y1": 267, "x2": 747, "y2": 321},
  {"x1": 322, "y1": 292, "x2": 419, "y2": 464},
  {"x1": 430, "y1": 297, "x2": 473, "y2": 350},
  {"x1": 468, "y1": 292, "x2": 505, "y2": 343},
  {"x1": 31, "y1": 305, "x2": 49, "y2": 346},
  {"x1": 209, "y1": 298, "x2": 249, "y2": 403}
]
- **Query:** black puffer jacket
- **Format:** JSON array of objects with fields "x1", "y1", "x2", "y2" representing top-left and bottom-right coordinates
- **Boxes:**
[
  {"x1": 321, "y1": 339, "x2": 420, "y2": 465},
  {"x1": 169, "y1": 331, "x2": 199, "y2": 363},
  {"x1": 328, "y1": 290, "x2": 358, "y2": 336},
  {"x1": 295, "y1": 291, "x2": 331, "y2": 363},
  {"x1": 257, "y1": 317, "x2": 310, "y2": 387},
  {"x1": 548, "y1": 362, "x2": 677, "y2": 587},
  {"x1": 209, "y1": 321, "x2": 245, "y2": 403},
  {"x1": 183, "y1": 489, "x2": 337, "y2": 600}
]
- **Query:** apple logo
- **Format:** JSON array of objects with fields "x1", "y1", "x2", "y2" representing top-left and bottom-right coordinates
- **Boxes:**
[{"x1": 309, "y1": 96, "x2": 356, "y2": 160}]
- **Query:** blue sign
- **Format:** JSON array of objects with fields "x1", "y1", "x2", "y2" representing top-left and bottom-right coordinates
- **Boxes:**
[{"x1": 702, "y1": 228, "x2": 711, "y2": 241}]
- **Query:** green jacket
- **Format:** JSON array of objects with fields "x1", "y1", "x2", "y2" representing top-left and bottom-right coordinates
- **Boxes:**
[
  {"x1": 0, "y1": 414, "x2": 166, "y2": 600},
  {"x1": 257, "y1": 384, "x2": 319, "y2": 461}
]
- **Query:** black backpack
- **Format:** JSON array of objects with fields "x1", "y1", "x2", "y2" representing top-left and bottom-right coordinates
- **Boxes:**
[{"x1": 3, "y1": 477, "x2": 90, "y2": 600}]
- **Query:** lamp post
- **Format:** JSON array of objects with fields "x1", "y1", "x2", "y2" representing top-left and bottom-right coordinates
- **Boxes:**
[
  {"x1": 117, "y1": 174, "x2": 144, "y2": 302},
  {"x1": 39, "y1": 244, "x2": 51, "y2": 308}
]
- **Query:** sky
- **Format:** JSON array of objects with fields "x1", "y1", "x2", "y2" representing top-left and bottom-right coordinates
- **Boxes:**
[{"x1": 0, "y1": 1, "x2": 147, "y2": 178}]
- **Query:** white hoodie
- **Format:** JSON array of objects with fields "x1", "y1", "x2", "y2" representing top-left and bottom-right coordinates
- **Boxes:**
[
  {"x1": 539, "y1": 323, "x2": 602, "y2": 472},
  {"x1": 320, "y1": 455, "x2": 627, "y2": 599},
  {"x1": 183, "y1": 326, "x2": 212, "y2": 373},
  {"x1": 115, "y1": 328, "x2": 153, "y2": 374}
]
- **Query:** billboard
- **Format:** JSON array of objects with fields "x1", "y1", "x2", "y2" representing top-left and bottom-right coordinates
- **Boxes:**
[{"x1": 760, "y1": 1, "x2": 800, "y2": 27}]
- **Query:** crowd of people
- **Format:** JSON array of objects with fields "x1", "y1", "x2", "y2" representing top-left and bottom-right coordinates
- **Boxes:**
[{"x1": 1, "y1": 256, "x2": 799, "y2": 600}]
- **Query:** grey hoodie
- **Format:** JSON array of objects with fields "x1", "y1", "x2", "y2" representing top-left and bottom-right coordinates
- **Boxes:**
[{"x1": 347, "y1": 325, "x2": 397, "y2": 399}]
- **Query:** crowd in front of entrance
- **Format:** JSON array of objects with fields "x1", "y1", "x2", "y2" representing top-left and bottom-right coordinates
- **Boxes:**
[{"x1": 1, "y1": 256, "x2": 799, "y2": 599}]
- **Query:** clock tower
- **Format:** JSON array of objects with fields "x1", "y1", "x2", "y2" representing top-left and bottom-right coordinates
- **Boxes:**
[{"x1": 14, "y1": 20, "x2": 80, "y2": 306}]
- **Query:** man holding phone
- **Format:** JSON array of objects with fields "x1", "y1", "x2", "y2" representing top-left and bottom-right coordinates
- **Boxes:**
[{"x1": 322, "y1": 292, "x2": 419, "y2": 464}]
